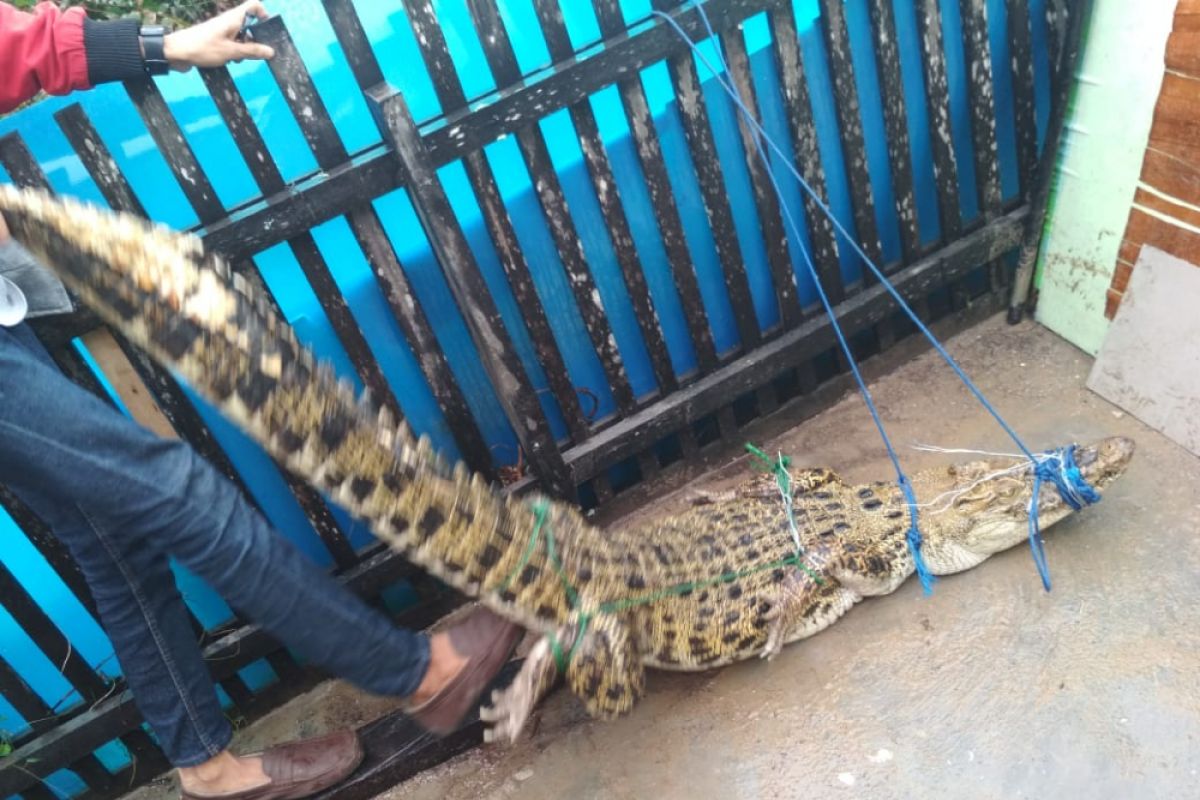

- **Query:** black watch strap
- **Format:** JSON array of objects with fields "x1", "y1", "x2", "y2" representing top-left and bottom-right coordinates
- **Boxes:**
[{"x1": 139, "y1": 25, "x2": 170, "y2": 76}]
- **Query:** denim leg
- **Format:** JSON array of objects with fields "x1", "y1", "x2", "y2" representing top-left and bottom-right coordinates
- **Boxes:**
[
  {"x1": 0, "y1": 325, "x2": 431, "y2": 763},
  {"x1": 1, "y1": 326, "x2": 231, "y2": 766},
  {"x1": 8, "y1": 487, "x2": 235, "y2": 766}
]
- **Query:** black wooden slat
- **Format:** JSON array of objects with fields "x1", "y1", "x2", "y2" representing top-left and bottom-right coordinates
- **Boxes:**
[
  {"x1": 194, "y1": 70, "x2": 498, "y2": 487},
  {"x1": 1046, "y1": 0, "x2": 1068, "y2": 97},
  {"x1": 0, "y1": 656, "x2": 56, "y2": 735},
  {"x1": 719, "y1": 27, "x2": 802, "y2": 329},
  {"x1": 367, "y1": 86, "x2": 574, "y2": 498},
  {"x1": 248, "y1": 20, "x2": 406, "y2": 425},
  {"x1": 1009, "y1": 0, "x2": 1090, "y2": 320},
  {"x1": 606, "y1": 55, "x2": 729, "y2": 365},
  {"x1": 284, "y1": 232, "x2": 407, "y2": 421},
  {"x1": 959, "y1": 0, "x2": 1004, "y2": 218},
  {"x1": 252, "y1": 19, "x2": 349, "y2": 169},
  {"x1": 769, "y1": 6, "x2": 878, "y2": 358},
  {"x1": 1006, "y1": 0, "x2": 1038, "y2": 195},
  {"x1": 476, "y1": 117, "x2": 640, "y2": 411},
  {"x1": 0, "y1": 133, "x2": 50, "y2": 191},
  {"x1": 0, "y1": 488, "x2": 98, "y2": 620},
  {"x1": 54, "y1": 107, "x2": 147, "y2": 217},
  {"x1": 403, "y1": 0, "x2": 637, "y2": 417},
  {"x1": 766, "y1": 6, "x2": 843, "y2": 303},
  {"x1": 565, "y1": 205, "x2": 1028, "y2": 479},
  {"x1": 457, "y1": 149, "x2": 593, "y2": 442},
  {"x1": 527, "y1": 0, "x2": 678, "y2": 396},
  {"x1": 22, "y1": 785, "x2": 58, "y2": 800},
  {"x1": 866, "y1": 0, "x2": 921, "y2": 263},
  {"x1": 817, "y1": 0, "x2": 884, "y2": 276},
  {"x1": 0, "y1": 563, "x2": 108, "y2": 700},
  {"x1": 122, "y1": 79, "x2": 226, "y2": 223},
  {"x1": 915, "y1": 0, "x2": 963, "y2": 242},
  {"x1": 422, "y1": 0, "x2": 786, "y2": 167},
  {"x1": 406, "y1": 4, "x2": 592, "y2": 444},
  {"x1": 319, "y1": 0, "x2": 386, "y2": 90},
  {"x1": 199, "y1": 0, "x2": 787, "y2": 260},
  {"x1": 197, "y1": 68, "x2": 287, "y2": 196},
  {"x1": 117, "y1": 728, "x2": 170, "y2": 776},
  {"x1": 344, "y1": 208, "x2": 498, "y2": 476},
  {"x1": 69, "y1": 754, "x2": 116, "y2": 793},
  {"x1": 597, "y1": 0, "x2": 738, "y2": 366}
]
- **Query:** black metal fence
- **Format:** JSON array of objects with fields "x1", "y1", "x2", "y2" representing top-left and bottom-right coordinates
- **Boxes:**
[{"x1": 0, "y1": 0, "x2": 1080, "y2": 797}]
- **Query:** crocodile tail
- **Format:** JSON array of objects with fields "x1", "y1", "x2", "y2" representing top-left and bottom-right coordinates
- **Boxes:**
[{"x1": 0, "y1": 187, "x2": 582, "y2": 621}]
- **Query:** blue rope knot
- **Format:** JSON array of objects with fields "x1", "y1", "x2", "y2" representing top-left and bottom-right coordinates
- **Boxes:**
[
  {"x1": 1027, "y1": 446, "x2": 1103, "y2": 592},
  {"x1": 898, "y1": 477, "x2": 934, "y2": 595}
]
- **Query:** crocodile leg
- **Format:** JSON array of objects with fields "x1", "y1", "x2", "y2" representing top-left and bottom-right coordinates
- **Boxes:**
[
  {"x1": 481, "y1": 613, "x2": 643, "y2": 743},
  {"x1": 566, "y1": 613, "x2": 645, "y2": 719},
  {"x1": 761, "y1": 568, "x2": 860, "y2": 660}
]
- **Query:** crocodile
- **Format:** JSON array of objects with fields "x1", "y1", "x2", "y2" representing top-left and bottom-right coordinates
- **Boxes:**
[{"x1": 0, "y1": 187, "x2": 1134, "y2": 743}]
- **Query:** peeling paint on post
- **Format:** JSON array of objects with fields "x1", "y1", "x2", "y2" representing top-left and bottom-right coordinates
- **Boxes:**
[
  {"x1": 867, "y1": 0, "x2": 921, "y2": 264},
  {"x1": 534, "y1": 0, "x2": 680, "y2": 396},
  {"x1": 369, "y1": 86, "x2": 572, "y2": 498},
  {"x1": 915, "y1": 0, "x2": 963, "y2": 242},
  {"x1": 721, "y1": 27, "x2": 803, "y2": 329},
  {"x1": 1006, "y1": 0, "x2": 1038, "y2": 196},
  {"x1": 960, "y1": 0, "x2": 1004, "y2": 218},
  {"x1": 768, "y1": 6, "x2": 843, "y2": 307},
  {"x1": 817, "y1": 0, "x2": 884, "y2": 272}
]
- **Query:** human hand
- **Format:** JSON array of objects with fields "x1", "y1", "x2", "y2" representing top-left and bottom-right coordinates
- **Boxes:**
[{"x1": 162, "y1": 1, "x2": 276, "y2": 71}]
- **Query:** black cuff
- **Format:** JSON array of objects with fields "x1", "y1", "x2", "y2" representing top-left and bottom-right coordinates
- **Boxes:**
[{"x1": 82, "y1": 17, "x2": 145, "y2": 85}]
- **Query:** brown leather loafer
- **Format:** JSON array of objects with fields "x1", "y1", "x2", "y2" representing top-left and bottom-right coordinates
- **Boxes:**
[
  {"x1": 179, "y1": 730, "x2": 363, "y2": 800},
  {"x1": 408, "y1": 606, "x2": 523, "y2": 735}
]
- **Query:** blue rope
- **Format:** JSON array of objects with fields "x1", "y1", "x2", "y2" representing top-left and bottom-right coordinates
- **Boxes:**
[
  {"x1": 651, "y1": 3, "x2": 1102, "y2": 591},
  {"x1": 1027, "y1": 445, "x2": 1104, "y2": 590}
]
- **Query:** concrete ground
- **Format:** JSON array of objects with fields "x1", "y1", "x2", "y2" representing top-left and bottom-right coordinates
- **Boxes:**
[
  {"x1": 128, "y1": 314, "x2": 1198, "y2": 800},
  {"x1": 385, "y1": 314, "x2": 1200, "y2": 799}
]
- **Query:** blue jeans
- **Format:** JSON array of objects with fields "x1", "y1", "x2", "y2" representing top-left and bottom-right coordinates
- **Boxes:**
[{"x1": 0, "y1": 323, "x2": 431, "y2": 767}]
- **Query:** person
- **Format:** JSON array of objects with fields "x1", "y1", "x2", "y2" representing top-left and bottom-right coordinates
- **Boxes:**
[{"x1": 0, "y1": 3, "x2": 523, "y2": 799}]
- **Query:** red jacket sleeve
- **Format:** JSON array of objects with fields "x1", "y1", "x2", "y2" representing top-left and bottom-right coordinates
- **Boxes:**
[{"x1": 0, "y1": 1, "x2": 91, "y2": 113}]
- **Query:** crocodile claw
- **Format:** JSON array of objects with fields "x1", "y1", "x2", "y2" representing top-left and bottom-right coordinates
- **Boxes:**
[
  {"x1": 480, "y1": 637, "x2": 554, "y2": 744},
  {"x1": 760, "y1": 568, "x2": 817, "y2": 661}
]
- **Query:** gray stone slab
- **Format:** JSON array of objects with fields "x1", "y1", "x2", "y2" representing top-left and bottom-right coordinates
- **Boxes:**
[{"x1": 1088, "y1": 245, "x2": 1200, "y2": 456}]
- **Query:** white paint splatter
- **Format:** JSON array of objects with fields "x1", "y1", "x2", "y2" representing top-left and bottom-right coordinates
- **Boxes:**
[
  {"x1": 868, "y1": 749, "x2": 893, "y2": 764},
  {"x1": 837, "y1": 773, "x2": 856, "y2": 787}
]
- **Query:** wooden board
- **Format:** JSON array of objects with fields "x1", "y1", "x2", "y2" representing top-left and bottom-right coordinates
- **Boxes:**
[{"x1": 1089, "y1": 246, "x2": 1200, "y2": 455}]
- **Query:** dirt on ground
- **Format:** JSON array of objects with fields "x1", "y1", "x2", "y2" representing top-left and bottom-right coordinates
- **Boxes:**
[{"x1": 377, "y1": 314, "x2": 1200, "y2": 799}]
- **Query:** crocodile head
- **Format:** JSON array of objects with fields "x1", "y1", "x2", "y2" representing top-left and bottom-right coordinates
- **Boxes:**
[{"x1": 912, "y1": 436, "x2": 1135, "y2": 572}]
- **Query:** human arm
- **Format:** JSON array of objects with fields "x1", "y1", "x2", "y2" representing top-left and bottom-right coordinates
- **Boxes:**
[{"x1": 0, "y1": 1, "x2": 275, "y2": 115}]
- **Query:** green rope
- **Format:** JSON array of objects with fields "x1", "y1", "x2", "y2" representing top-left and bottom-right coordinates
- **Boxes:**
[
  {"x1": 598, "y1": 554, "x2": 820, "y2": 614},
  {"x1": 497, "y1": 499, "x2": 550, "y2": 594},
  {"x1": 504, "y1": 443, "x2": 830, "y2": 671},
  {"x1": 543, "y1": 520, "x2": 580, "y2": 608},
  {"x1": 549, "y1": 613, "x2": 592, "y2": 674},
  {"x1": 745, "y1": 443, "x2": 805, "y2": 557}
]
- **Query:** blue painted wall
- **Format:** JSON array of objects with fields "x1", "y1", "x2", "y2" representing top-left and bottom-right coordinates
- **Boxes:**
[{"x1": 0, "y1": 0, "x2": 1049, "y2": 794}]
